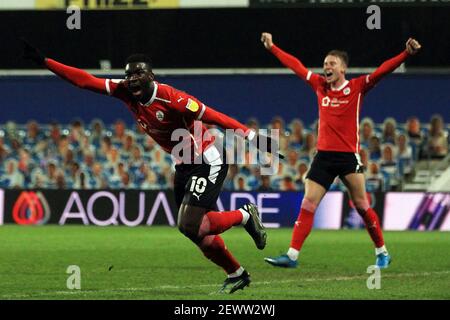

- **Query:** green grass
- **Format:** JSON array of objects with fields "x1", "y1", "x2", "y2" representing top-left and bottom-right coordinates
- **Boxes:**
[{"x1": 0, "y1": 226, "x2": 449, "y2": 299}]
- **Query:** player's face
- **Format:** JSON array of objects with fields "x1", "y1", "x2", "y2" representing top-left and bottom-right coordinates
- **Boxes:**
[
  {"x1": 125, "y1": 62, "x2": 154, "y2": 100},
  {"x1": 323, "y1": 55, "x2": 346, "y2": 84}
]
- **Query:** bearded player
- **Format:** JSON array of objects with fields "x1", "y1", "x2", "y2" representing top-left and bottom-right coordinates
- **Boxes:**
[
  {"x1": 261, "y1": 32, "x2": 421, "y2": 268},
  {"x1": 21, "y1": 39, "x2": 279, "y2": 293}
]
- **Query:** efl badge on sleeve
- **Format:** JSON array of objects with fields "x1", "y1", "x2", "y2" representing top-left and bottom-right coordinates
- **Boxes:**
[{"x1": 186, "y1": 99, "x2": 199, "y2": 112}]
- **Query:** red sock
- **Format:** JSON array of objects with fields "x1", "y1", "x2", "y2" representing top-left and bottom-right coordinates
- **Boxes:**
[
  {"x1": 290, "y1": 199, "x2": 316, "y2": 251},
  {"x1": 200, "y1": 235, "x2": 240, "y2": 274},
  {"x1": 359, "y1": 208, "x2": 385, "y2": 248},
  {"x1": 199, "y1": 210, "x2": 243, "y2": 236}
]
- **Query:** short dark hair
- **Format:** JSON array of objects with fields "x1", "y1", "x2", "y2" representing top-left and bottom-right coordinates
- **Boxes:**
[
  {"x1": 327, "y1": 50, "x2": 349, "y2": 67},
  {"x1": 126, "y1": 54, "x2": 152, "y2": 67}
]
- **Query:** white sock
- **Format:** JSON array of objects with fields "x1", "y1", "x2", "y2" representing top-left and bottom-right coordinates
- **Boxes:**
[
  {"x1": 228, "y1": 266, "x2": 244, "y2": 278},
  {"x1": 239, "y1": 208, "x2": 250, "y2": 225},
  {"x1": 375, "y1": 245, "x2": 388, "y2": 256},
  {"x1": 287, "y1": 248, "x2": 299, "y2": 261}
]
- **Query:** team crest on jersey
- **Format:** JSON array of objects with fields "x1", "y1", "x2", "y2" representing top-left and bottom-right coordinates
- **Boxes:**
[
  {"x1": 156, "y1": 110, "x2": 164, "y2": 121},
  {"x1": 343, "y1": 87, "x2": 351, "y2": 95},
  {"x1": 186, "y1": 99, "x2": 199, "y2": 112}
]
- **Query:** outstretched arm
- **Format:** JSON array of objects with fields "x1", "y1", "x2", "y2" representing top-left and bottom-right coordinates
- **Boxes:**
[
  {"x1": 201, "y1": 106, "x2": 283, "y2": 158},
  {"x1": 21, "y1": 38, "x2": 120, "y2": 96},
  {"x1": 169, "y1": 89, "x2": 251, "y2": 136},
  {"x1": 45, "y1": 59, "x2": 109, "y2": 94},
  {"x1": 364, "y1": 38, "x2": 421, "y2": 89},
  {"x1": 201, "y1": 107, "x2": 251, "y2": 136}
]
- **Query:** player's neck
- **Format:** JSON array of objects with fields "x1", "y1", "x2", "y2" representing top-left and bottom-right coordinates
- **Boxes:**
[
  {"x1": 139, "y1": 81, "x2": 156, "y2": 105},
  {"x1": 140, "y1": 94, "x2": 152, "y2": 105},
  {"x1": 331, "y1": 77, "x2": 347, "y2": 90}
]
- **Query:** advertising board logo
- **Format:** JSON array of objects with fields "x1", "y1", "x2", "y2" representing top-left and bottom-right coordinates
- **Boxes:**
[{"x1": 13, "y1": 191, "x2": 51, "y2": 225}]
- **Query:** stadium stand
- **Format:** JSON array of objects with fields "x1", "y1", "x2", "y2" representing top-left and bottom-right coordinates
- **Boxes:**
[{"x1": 0, "y1": 115, "x2": 448, "y2": 192}]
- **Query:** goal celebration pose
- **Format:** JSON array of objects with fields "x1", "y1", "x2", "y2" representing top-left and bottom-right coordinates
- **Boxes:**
[
  {"x1": 260, "y1": 32, "x2": 421, "y2": 268},
  {"x1": 21, "y1": 39, "x2": 278, "y2": 293}
]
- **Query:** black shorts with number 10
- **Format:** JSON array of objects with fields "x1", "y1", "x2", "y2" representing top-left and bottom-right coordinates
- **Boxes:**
[
  {"x1": 306, "y1": 151, "x2": 364, "y2": 190},
  {"x1": 174, "y1": 163, "x2": 228, "y2": 210}
]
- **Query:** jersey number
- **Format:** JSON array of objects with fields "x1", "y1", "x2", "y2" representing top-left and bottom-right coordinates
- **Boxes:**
[{"x1": 189, "y1": 176, "x2": 207, "y2": 194}]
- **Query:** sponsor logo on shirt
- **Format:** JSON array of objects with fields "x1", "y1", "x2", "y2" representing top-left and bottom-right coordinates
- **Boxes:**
[{"x1": 322, "y1": 96, "x2": 349, "y2": 107}]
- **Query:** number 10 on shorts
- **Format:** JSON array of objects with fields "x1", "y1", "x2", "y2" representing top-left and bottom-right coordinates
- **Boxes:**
[{"x1": 190, "y1": 176, "x2": 207, "y2": 194}]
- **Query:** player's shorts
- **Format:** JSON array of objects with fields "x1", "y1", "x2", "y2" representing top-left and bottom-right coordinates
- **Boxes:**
[
  {"x1": 305, "y1": 150, "x2": 364, "y2": 190},
  {"x1": 174, "y1": 145, "x2": 228, "y2": 210}
]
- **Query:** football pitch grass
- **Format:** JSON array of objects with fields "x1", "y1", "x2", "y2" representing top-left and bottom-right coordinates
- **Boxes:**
[{"x1": 0, "y1": 225, "x2": 449, "y2": 300}]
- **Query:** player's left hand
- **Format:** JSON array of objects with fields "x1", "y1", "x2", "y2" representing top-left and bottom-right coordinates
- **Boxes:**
[
  {"x1": 248, "y1": 131, "x2": 285, "y2": 160},
  {"x1": 261, "y1": 32, "x2": 274, "y2": 50},
  {"x1": 406, "y1": 38, "x2": 421, "y2": 55}
]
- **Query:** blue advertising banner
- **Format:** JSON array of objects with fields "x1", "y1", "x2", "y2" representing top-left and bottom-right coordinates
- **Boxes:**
[{"x1": 218, "y1": 191, "x2": 343, "y2": 229}]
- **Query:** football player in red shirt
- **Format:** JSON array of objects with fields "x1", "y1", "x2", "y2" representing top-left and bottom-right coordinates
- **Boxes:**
[
  {"x1": 261, "y1": 32, "x2": 421, "y2": 269},
  {"x1": 21, "y1": 39, "x2": 279, "y2": 293}
]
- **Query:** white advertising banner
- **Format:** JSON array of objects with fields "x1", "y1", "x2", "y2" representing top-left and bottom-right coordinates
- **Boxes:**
[
  {"x1": 384, "y1": 192, "x2": 450, "y2": 231},
  {"x1": 0, "y1": 0, "x2": 34, "y2": 9},
  {"x1": 313, "y1": 192, "x2": 343, "y2": 230}
]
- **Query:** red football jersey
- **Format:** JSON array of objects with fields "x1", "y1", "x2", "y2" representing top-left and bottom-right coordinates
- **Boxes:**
[
  {"x1": 307, "y1": 74, "x2": 372, "y2": 153},
  {"x1": 107, "y1": 80, "x2": 213, "y2": 158},
  {"x1": 45, "y1": 58, "x2": 251, "y2": 164},
  {"x1": 270, "y1": 45, "x2": 409, "y2": 153}
]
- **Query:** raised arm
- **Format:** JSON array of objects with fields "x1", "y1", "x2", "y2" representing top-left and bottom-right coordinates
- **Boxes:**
[
  {"x1": 261, "y1": 32, "x2": 321, "y2": 88},
  {"x1": 261, "y1": 32, "x2": 310, "y2": 79},
  {"x1": 365, "y1": 38, "x2": 421, "y2": 89}
]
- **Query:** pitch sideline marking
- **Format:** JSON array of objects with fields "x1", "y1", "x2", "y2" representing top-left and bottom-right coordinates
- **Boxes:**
[{"x1": 2, "y1": 270, "x2": 449, "y2": 299}]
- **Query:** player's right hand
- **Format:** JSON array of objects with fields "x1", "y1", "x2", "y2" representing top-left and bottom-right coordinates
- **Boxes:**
[
  {"x1": 20, "y1": 38, "x2": 46, "y2": 65},
  {"x1": 261, "y1": 32, "x2": 274, "y2": 50}
]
